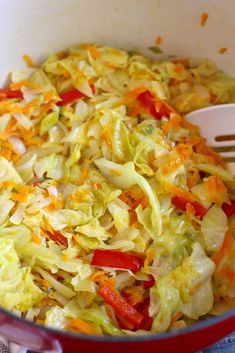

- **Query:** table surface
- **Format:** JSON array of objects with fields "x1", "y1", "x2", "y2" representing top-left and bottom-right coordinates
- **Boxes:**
[{"x1": 200, "y1": 333, "x2": 235, "y2": 353}]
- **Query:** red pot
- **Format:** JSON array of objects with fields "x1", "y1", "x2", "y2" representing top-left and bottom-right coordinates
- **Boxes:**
[{"x1": 1, "y1": 307, "x2": 235, "y2": 353}]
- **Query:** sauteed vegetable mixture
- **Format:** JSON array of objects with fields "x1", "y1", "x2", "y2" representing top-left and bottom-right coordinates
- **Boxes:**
[{"x1": 0, "y1": 44, "x2": 235, "y2": 335}]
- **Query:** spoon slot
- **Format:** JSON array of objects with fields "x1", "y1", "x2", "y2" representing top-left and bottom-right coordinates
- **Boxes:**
[{"x1": 215, "y1": 134, "x2": 235, "y2": 142}]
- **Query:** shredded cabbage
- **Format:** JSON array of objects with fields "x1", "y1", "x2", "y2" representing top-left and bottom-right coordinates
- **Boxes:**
[{"x1": 0, "y1": 43, "x2": 234, "y2": 335}]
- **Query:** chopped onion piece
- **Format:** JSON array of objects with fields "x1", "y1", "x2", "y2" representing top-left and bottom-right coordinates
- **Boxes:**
[{"x1": 8, "y1": 136, "x2": 26, "y2": 155}]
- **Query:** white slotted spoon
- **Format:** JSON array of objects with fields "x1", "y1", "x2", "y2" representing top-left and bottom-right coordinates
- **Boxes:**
[{"x1": 186, "y1": 104, "x2": 235, "y2": 174}]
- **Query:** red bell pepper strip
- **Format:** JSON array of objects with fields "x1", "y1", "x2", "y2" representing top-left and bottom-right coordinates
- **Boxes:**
[
  {"x1": 144, "y1": 275, "x2": 155, "y2": 289},
  {"x1": 116, "y1": 313, "x2": 135, "y2": 331},
  {"x1": 0, "y1": 88, "x2": 23, "y2": 100},
  {"x1": 172, "y1": 196, "x2": 207, "y2": 218},
  {"x1": 138, "y1": 298, "x2": 153, "y2": 330},
  {"x1": 98, "y1": 285, "x2": 144, "y2": 328},
  {"x1": 57, "y1": 84, "x2": 95, "y2": 106},
  {"x1": 91, "y1": 249, "x2": 144, "y2": 273},
  {"x1": 138, "y1": 91, "x2": 170, "y2": 120},
  {"x1": 119, "y1": 295, "x2": 153, "y2": 331},
  {"x1": 42, "y1": 228, "x2": 68, "y2": 247},
  {"x1": 222, "y1": 201, "x2": 235, "y2": 217}
]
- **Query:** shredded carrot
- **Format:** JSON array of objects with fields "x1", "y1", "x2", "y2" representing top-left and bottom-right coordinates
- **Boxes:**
[
  {"x1": 88, "y1": 181, "x2": 102, "y2": 190},
  {"x1": 155, "y1": 36, "x2": 163, "y2": 45},
  {"x1": 40, "y1": 102, "x2": 56, "y2": 115},
  {"x1": 148, "y1": 151, "x2": 156, "y2": 168},
  {"x1": 41, "y1": 296, "x2": 53, "y2": 306},
  {"x1": 91, "y1": 270, "x2": 116, "y2": 287},
  {"x1": 5, "y1": 117, "x2": 16, "y2": 134},
  {"x1": 0, "y1": 132, "x2": 9, "y2": 141},
  {"x1": 213, "y1": 229, "x2": 233, "y2": 266},
  {"x1": 10, "y1": 80, "x2": 30, "y2": 91},
  {"x1": 105, "y1": 62, "x2": 118, "y2": 69},
  {"x1": 220, "y1": 267, "x2": 235, "y2": 282},
  {"x1": 129, "y1": 208, "x2": 139, "y2": 227},
  {"x1": 155, "y1": 99, "x2": 178, "y2": 118},
  {"x1": 31, "y1": 233, "x2": 41, "y2": 244},
  {"x1": 122, "y1": 86, "x2": 148, "y2": 105},
  {"x1": 57, "y1": 51, "x2": 69, "y2": 59},
  {"x1": 42, "y1": 228, "x2": 68, "y2": 247},
  {"x1": 0, "y1": 101, "x2": 23, "y2": 114},
  {"x1": 23, "y1": 98, "x2": 40, "y2": 114},
  {"x1": 205, "y1": 176, "x2": 227, "y2": 205},
  {"x1": 61, "y1": 254, "x2": 69, "y2": 262},
  {"x1": 80, "y1": 168, "x2": 89, "y2": 184},
  {"x1": 201, "y1": 12, "x2": 209, "y2": 26},
  {"x1": 184, "y1": 136, "x2": 203, "y2": 146},
  {"x1": 186, "y1": 202, "x2": 196, "y2": 215},
  {"x1": 166, "y1": 183, "x2": 198, "y2": 203},
  {"x1": 11, "y1": 154, "x2": 20, "y2": 163},
  {"x1": 180, "y1": 118, "x2": 199, "y2": 131},
  {"x1": 128, "y1": 103, "x2": 146, "y2": 117},
  {"x1": 44, "y1": 91, "x2": 55, "y2": 102},
  {"x1": 2, "y1": 181, "x2": 15, "y2": 188},
  {"x1": 176, "y1": 143, "x2": 193, "y2": 160},
  {"x1": 172, "y1": 58, "x2": 190, "y2": 68},
  {"x1": 23, "y1": 54, "x2": 35, "y2": 68},
  {"x1": 123, "y1": 286, "x2": 145, "y2": 307},
  {"x1": 144, "y1": 248, "x2": 156, "y2": 268},
  {"x1": 187, "y1": 170, "x2": 200, "y2": 189},
  {"x1": 86, "y1": 45, "x2": 101, "y2": 59},
  {"x1": 66, "y1": 318, "x2": 99, "y2": 335},
  {"x1": 174, "y1": 63, "x2": 185, "y2": 74},
  {"x1": 69, "y1": 189, "x2": 88, "y2": 202},
  {"x1": 162, "y1": 115, "x2": 182, "y2": 134},
  {"x1": 62, "y1": 71, "x2": 70, "y2": 78},
  {"x1": 36, "y1": 319, "x2": 45, "y2": 325},
  {"x1": 119, "y1": 193, "x2": 131, "y2": 205},
  {"x1": 17, "y1": 184, "x2": 32, "y2": 195},
  {"x1": 1, "y1": 147, "x2": 13, "y2": 161},
  {"x1": 46, "y1": 193, "x2": 64, "y2": 210},
  {"x1": 91, "y1": 270, "x2": 107, "y2": 283},
  {"x1": 102, "y1": 128, "x2": 112, "y2": 149},
  {"x1": 218, "y1": 47, "x2": 228, "y2": 54},
  {"x1": 195, "y1": 138, "x2": 222, "y2": 163},
  {"x1": 185, "y1": 135, "x2": 221, "y2": 163},
  {"x1": 11, "y1": 192, "x2": 28, "y2": 203},
  {"x1": 162, "y1": 143, "x2": 193, "y2": 176},
  {"x1": 119, "y1": 190, "x2": 148, "y2": 212},
  {"x1": 140, "y1": 195, "x2": 149, "y2": 208},
  {"x1": 37, "y1": 278, "x2": 50, "y2": 289}
]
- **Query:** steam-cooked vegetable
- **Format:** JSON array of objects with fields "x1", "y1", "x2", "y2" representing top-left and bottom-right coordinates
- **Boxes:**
[{"x1": 0, "y1": 43, "x2": 234, "y2": 335}]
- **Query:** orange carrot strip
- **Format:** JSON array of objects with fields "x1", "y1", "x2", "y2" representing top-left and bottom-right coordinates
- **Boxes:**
[
  {"x1": 66, "y1": 319, "x2": 99, "y2": 335},
  {"x1": 11, "y1": 192, "x2": 28, "y2": 202},
  {"x1": 213, "y1": 229, "x2": 233, "y2": 266},
  {"x1": 23, "y1": 54, "x2": 35, "y2": 68},
  {"x1": 155, "y1": 36, "x2": 163, "y2": 45},
  {"x1": 201, "y1": 12, "x2": 209, "y2": 26},
  {"x1": 31, "y1": 233, "x2": 41, "y2": 244},
  {"x1": 218, "y1": 47, "x2": 228, "y2": 54}
]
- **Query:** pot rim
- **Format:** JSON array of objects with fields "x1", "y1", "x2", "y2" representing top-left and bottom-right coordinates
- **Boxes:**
[{"x1": 1, "y1": 305, "x2": 235, "y2": 343}]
